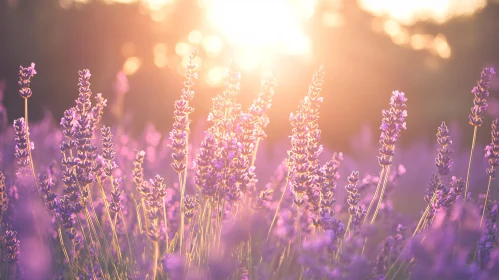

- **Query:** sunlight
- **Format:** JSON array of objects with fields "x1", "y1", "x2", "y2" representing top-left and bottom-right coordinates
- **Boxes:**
[
  {"x1": 202, "y1": 0, "x2": 315, "y2": 60},
  {"x1": 359, "y1": 0, "x2": 487, "y2": 24}
]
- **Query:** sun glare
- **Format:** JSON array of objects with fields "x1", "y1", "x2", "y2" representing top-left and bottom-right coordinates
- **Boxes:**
[{"x1": 203, "y1": 0, "x2": 315, "y2": 58}]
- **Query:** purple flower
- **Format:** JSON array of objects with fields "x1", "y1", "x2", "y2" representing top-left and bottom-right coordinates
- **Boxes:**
[
  {"x1": 133, "y1": 150, "x2": 146, "y2": 188},
  {"x1": 4, "y1": 230, "x2": 20, "y2": 263},
  {"x1": 18, "y1": 63, "x2": 36, "y2": 98},
  {"x1": 435, "y1": 122, "x2": 453, "y2": 176},
  {"x1": 469, "y1": 67, "x2": 495, "y2": 127},
  {"x1": 13, "y1": 118, "x2": 30, "y2": 176},
  {"x1": 378, "y1": 91, "x2": 407, "y2": 166},
  {"x1": 169, "y1": 51, "x2": 197, "y2": 174},
  {"x1": 101, "y1": 126, "x2": 117, "y2": 178},
  {"x1": 485, "y1": 119, "x2": 499, "y2": 178},
  {"x1": 248, "y1": 72, "x2": 277, "y2": 139},
  {"x1": 289, "y1": 66, "x2": 326, "y2": 209},
  {"x1": 39, "y1": 173, "x2": 58, "y2": 211},
  {"x1": 58, "y1": 195, "x2": 77, "y2": 240}
]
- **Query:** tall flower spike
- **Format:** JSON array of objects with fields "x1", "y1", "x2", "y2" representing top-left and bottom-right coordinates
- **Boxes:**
[
  {"x1": 378, "y1": 91, "x2": 407, "y2": 166},
  {"x1": 436, "y1": 122, "x2": 453, "y2": 176},
  {"x1": 469, "y1": 67, "x2": 495, "y2": 127},
  {"x1": 13, "y1": 118, "x2": 30, "y2": 176},
  {"x1": 101, "y1": 126, "x2": 117, "y2": 178},
  {"x1": 465, "y1": 67, "x2": 495, "y2": 198},
  {"x1": 133, "y1": 150, "x2": 146, "y2": 187},
  {"x1": 481, "y1": 119, "x2": 499, "y2": 227},
  {"x1": 248, "y1": 72, "x2": 277, "y2": 140},
  {"x1": 345, "y1": 171, "x2": 360, "y2": 215},
  {"x1": 485, "y1": 119, "x2": 499, "y2": 178},
  {"x1": 367, "y1": 90, "x2": 407, "y2": 225},
  {"x1": 169, "y1": 50, "x2": 197, "y2": 174},
  {"x1": 39, "y1": 173, "x2": 58, "y2": 211},
  {"x1": 18, "y1": 63, "x2": 36, "y2": 98}
]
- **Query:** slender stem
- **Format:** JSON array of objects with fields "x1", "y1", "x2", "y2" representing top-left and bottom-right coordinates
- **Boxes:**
[
  {"x1": 464, "y1": 126, "x2": 478, "y2": 198},
  {"x1": 179, "y1": 172, "x2": 185, "y2": 256},
  {"x1": 120, "y1": 210, "x2": 135, "y2": 268},
  {"x1": 57, "y1": 226, "x2": 76, "y2": 278},
  {"x1": 364, "y1": 166, "x2": 386, "y2": 224},
  {"x1": 267, "y1": 176, "x2": 290, "y2": 240},
  {"x1": 336, "y1": 216, "x2": 352, "y2": 260},
  {"x1": 412, "y1": 193, "x2": 437, "y2": 237},
  {"x1": 163, "y1": 196, "x2": 169, "y2": 254},
  {"x1": 371, "y1": 164, "x2": 391, "y2": 224},
  {"x1": 480, "y1": 175, "x2": 493, "y2": 228},
  {"x1": 297, "y1": 205, "x2": 302, "y2": 254},
  {"x1": 152, "y1": 239, "x2": 159, "y2": 280},
  {"x1": 24, "y1": 98, "x2": 39, "y2": 190},
  {"x1": 97, "y1": 181, "x2": 123, "y2": 264},
  {"x1": 251, "y1": 139, "x2": 260, "y2": 167}
]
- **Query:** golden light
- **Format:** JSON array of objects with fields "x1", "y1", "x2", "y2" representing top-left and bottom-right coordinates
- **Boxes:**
[
  {"x1": 203, "y1": 0, "x2": 315, "y2": 69},
  {"x1": 433, "y1": 34, "x2": 451, "y2": 59},
  {"x1": 322, "y1": 11, "x2": 345, "y2": 28},
  {"x1": 410, "y1": 34, "x2": 427, "y2": 50},
  {"x1": 383, "y1": 20, "x2": 401, "y2": 37},
  {"x1": 188, "y1": 30, "x2": 204, "y2": 45},
  {"x1": 123, "y1": 57, "x2": 142, "y2": 75},
  {"x1": 358, "y1": 0, "x2": 486, "y2": 25},
  {"x1": 154, "y1": 43, "x2": 168, "y2": 68},
  {"x1": 175, "y1": 42, "x2": 192, "y2": 56},
  {"x1": 207, "y1": 66, "x2": 224, "y2": 86},
  {"x1": 187, "y1": 30, "x2": 203, "y2": 45},
  {"x1": 143, "y1": 0, "x2": 172, "y2": 11},
  {"x1": 205, "y1": 0, "x2": 313, "y2": 51},
  {"x1": 202, "y1": 35, "x2": 223, "y2": 57}
]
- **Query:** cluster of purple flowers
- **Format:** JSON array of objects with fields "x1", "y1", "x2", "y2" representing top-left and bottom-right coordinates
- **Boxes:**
[{"x1": 1, "y1": 59, "x2": 499, "y2": 280}]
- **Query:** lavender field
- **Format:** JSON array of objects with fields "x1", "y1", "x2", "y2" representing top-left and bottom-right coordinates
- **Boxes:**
[
  {"x1": 3, "y1": 1, "x2": 499, "y2": 280},
  {"x1": 0, "y1": 53, "x2": 498, "y2": 280}
]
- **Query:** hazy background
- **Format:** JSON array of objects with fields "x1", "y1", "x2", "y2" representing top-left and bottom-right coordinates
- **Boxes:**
[{"x1": 1, "y1": 0, "x2": 499, "y2": 154}]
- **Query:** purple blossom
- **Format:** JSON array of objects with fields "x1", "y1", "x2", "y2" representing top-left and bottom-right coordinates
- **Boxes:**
[
  {"x1": 13, "y1": 118, "x2": 30, "y2": 176},
  {"x1": 4, "y1": 230, "x2": 20, "y2": 263},
  {"x1": 485, "y1": 119, "x2": 499, "y2": 178},
  {"x1": 469, "y1": 67, "x2": 495, "y2": 127},
  {"x1": 378, "y1": 91, "x2": 407, "y2": 166},
  {"x1": 18, "y1": 63, "x2": 36, "y2": 98}
]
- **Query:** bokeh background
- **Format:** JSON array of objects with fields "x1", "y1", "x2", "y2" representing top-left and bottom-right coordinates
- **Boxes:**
[{"x1": 1, "y1": 0, "x2": 499, "y2": 154}]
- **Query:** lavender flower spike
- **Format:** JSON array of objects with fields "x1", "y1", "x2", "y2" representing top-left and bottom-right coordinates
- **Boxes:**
[
  {"x1": 13, "y1": 118, "x2": 30, "y2": 176},
  {"x1": 18, "y1": 63, "x2": 36, "y2": 98},
  {"x1": 485, "y1": 119, "x2": 499, "y2": 178},
  {"x1": 4, "y1": 230, "x2": 20, "y2": 263},
  {"x1": 378, "y1": 91, "x2": 407, "y2": 166},
  {"x1": 435, "y1": 122, "x2": 453, "y2": 176},
  {"x1": 469, "y1": 67, "x2": 495, "y2": 127}
]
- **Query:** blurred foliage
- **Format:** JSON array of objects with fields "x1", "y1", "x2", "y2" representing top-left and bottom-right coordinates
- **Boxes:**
[{"x1": 1, "y1": 0, "x2": 499, "y2": 152}]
